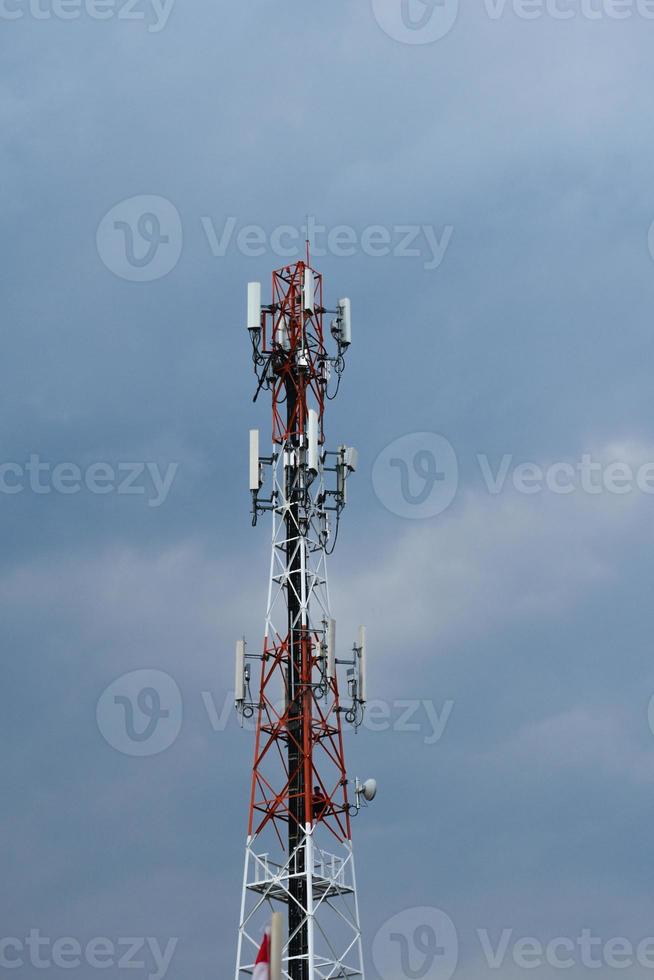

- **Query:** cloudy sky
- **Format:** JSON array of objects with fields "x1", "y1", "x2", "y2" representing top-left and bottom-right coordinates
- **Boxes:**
[{"x1": 3, "y1": 1, "x2": 654, "y2": 978}]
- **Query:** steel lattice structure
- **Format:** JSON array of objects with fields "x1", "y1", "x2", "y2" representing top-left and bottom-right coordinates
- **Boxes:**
[{"x1": 235, "y1": 259, "x2": 372, "y2": 980}]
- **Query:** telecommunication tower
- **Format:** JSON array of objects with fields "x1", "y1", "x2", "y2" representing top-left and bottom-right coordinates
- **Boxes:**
[{"x1": 235, "y1": 258, "x2": 376, "y2": 979}]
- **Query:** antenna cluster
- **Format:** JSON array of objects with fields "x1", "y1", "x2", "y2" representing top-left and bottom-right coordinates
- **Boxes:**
[{"x1": 246, "y1": 271, "x2": 356, "y2": 529}]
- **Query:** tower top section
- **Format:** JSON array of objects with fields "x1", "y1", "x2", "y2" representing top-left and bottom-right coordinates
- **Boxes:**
[{"x1": 247, "y1": 261, "x2": 351, "y2": 444}]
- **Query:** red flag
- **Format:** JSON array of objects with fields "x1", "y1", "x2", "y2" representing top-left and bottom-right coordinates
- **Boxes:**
[{"x1": 253, "y1": 929, "x2": 270, "y2": 980}]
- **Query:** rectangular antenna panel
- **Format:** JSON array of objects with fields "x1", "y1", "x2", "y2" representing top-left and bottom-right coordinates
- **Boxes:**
[
  {"x1": 327, "y1": 618, "x2": 336, "y2": 680},
  {"x1": 247, "y1": 282, "x2": 261, "y2": 331},
  {"x1": 307, "y1": 409, "x2": 319, "y2": 474},
  {"x1": 303, "y1": 268, "x2": 315, "y2": 314},
  {"x1": 338, "y1": 297, "x2": 351, "y2": 346},
  {"x1": 358, "y1": 625, "x2": 367, "y2": 703},
  {"x1": 344, "y1": 446, "x2": 358, "y2": 472},
  {"x1": 235, "y1": 639, "x2": 246, "y2": 702},
  {"x1": 249, "y1": 429, "x2": 260, "y2": 491}
]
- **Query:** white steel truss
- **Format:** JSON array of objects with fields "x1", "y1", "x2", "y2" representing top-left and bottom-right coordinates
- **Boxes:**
[
  {"x1": 236, "y1": 447, "x2": 365, "y2": 980},
  {"x1": 236, "y1": 829, "x2": 364, "y2": 980}
]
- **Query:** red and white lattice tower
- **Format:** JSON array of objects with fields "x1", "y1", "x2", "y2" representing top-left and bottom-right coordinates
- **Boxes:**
[{"x1": 235, "y1": 258, "x2": 375, "y2": 980}]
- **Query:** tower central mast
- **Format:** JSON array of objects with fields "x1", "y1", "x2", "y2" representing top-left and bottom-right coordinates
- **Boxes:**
[
  {"x1": 285, "y1": 338, "x2": 309, "y2": 980},
  {"x1": 235, "y1": 260, "x2": 373, "y2": 979}
]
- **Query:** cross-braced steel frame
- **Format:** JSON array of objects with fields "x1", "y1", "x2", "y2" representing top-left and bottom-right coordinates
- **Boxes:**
[{"x1": 235, "y1": 261, "x2": 365, "y2": 980}]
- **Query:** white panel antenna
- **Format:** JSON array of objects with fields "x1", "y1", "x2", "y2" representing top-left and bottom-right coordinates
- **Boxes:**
[
  {"x1": 247, "y1": 282, "x2": 261, "y2": 332},
  {"x1": 303, "y1": 268, "x2": 315, "y2": 314},
  {"x1": 327, "y1": 618, "x2": 336, "y2": 681},
  {"x1": 249, "y1": 429, "x2": 260, "y2": 491},
  {"x1": 358, "y1": 625, "x2": 367, "y2": 703},
  {"x1": 235, "y1": 639, "x2": 246, "y2": 704},
  {"x1": 344, "y1": 447, "x2": 358, "y2": 473},
  {"x1": 307, "y1": 409, "x2": 319, "y2": 475},
  {"x1": 275, "y1": 313, "x2": 290, "y2": 350},
  {"x1": 337, "y1": 298, "x2": 351, "y2": 347}
]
